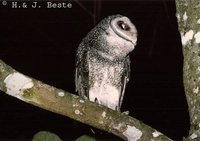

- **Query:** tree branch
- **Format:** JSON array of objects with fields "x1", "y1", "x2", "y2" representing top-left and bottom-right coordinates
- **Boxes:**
[
  {"x1": 176, "y1": 0, "x2": 200, "y2": 140},
  {"x1": 0, "y1": 59, "x2": 172, "y2": 141}
]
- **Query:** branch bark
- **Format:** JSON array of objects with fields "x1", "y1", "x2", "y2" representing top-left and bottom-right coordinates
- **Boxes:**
[
  {"x1": 0, "y1": 59, "x2": 172, "y2": 141},
  {"x1": 176, "y1": 0, "x2": 200, "y2": 140}
]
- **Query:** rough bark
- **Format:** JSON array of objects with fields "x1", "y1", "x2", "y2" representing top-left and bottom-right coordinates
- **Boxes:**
[
  {"x1": 0, "y1": 59, "x2": 172, "y2": 141},
  {"x1": 176, "y1": 0, "x2": 200, "y2": 140}
]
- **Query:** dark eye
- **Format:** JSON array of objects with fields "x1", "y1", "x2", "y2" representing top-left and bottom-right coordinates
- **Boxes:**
[{"x1": 117, "y1": 21, "x2": 130, "y2": 31}]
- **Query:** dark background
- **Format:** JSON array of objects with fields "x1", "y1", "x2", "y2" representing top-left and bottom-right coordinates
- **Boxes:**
[{"x1": 0, "y1": 0, "x2": 189, "y2": 140}]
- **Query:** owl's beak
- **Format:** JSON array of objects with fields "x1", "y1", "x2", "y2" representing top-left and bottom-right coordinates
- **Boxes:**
[{"x1": 130, "y1": 38, "x2": 137, "y2": 46}]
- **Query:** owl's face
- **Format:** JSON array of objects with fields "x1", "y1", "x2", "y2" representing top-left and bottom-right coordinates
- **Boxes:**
[
  {"x1": 103, "y1": 15, "x2": 137, "y2": 59},
  {"x1": 110, "y1": 16, "x2": 137, "y2": 46}
]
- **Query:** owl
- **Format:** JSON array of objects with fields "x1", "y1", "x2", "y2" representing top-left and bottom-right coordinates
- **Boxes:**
[{"x1": 75, "y1": 14, "x2": 137, "y2": 111}]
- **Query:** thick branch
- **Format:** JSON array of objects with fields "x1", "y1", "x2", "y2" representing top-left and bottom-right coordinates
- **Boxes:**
[
  {"x1": 176, "y1": 0, "x2": 200, "y2": 140},
  {"x1": 0, "y1": 59, "x2": 172, "y2": 141}
]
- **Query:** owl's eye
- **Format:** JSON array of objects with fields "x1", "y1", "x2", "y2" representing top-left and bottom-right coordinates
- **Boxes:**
[{"x1": 117, "y1": 21, "x2": 130, "y2": 31}]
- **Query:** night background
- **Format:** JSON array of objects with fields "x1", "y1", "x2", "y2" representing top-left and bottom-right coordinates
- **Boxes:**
[{"x1": 0, "y1": 0, "x2": 190, "y2": 140}]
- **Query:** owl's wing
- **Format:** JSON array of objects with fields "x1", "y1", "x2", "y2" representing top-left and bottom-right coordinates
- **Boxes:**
[
  {"x1": 75, "y1": 47, "x2": 89, "y2": 99},
  {"x1": 119, "y1": 56, "x2": 131, "y2": 109}
]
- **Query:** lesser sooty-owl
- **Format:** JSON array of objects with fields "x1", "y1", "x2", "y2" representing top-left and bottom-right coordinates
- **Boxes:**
[{"x1": 75, "y1": 14, "x2": 137, "y2": 111}]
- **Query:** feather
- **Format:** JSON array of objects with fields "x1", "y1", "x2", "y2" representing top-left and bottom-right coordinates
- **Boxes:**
[{"x1": 75, "y1": 15, "x2": 137, "y2": 111}]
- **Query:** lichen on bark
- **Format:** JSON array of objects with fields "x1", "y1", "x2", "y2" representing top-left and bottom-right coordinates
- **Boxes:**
[
  {"x1": 0, "y1": 59, "x2": 173, "y2": 140},
  {"x1": 176, "y1": 0, "x2": 200, "y2": 139}
]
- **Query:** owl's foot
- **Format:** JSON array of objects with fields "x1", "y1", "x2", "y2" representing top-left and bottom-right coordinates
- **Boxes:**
[
  {"x1": 122, "y1": 111, "x2": 129, "y2": 115},
  {"x1": 83, "y1": 95, "x2": 88, "y2": 100},
  {"x1": 115, "y1": 106, "x2": 120, "y2": 111}
]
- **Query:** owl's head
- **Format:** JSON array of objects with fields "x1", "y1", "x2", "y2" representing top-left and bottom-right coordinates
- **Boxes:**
[
  {"x1": 109, "y1": 15, "x2": 137, "y2": 45},
  {"x1": 84, "y1": 15, "x2": 137, "y2": 61}
]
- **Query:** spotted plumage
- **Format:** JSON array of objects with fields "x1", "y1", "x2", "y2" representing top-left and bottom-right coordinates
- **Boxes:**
[{"x1": 75, "y1": 14, "x2": 137, "y2": 111}]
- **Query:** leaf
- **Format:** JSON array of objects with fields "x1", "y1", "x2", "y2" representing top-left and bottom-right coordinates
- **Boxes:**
[
  {"x1": 32, "y1": 131, "x2": 62, "y2": 141},
  {"x1": 75, "y1": 135, "x2": 97, "y2": 141}
]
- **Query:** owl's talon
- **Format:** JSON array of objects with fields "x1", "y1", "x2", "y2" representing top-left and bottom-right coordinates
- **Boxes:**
[
  {"x1": 83, "y1": 95, "x2": 88, "y2": 100},
  {"x1": 122, "y1": 111, "x2": 129, "y2": 115},
  {"x1": 115, "y1": 106, "x2": 120, "y2": 111}
]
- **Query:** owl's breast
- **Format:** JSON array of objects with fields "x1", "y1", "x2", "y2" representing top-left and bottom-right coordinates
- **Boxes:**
[
  {"x1": 88, "y1": 60, "x2": 124, "y2": 110},
  {"x1": 89, "y1": 82, "x2": 120, "y2": 110}
]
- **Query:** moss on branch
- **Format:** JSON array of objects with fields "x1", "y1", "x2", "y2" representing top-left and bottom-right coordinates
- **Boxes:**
[{"x1": 0, "y1": 59, "x2": 172, "y2": 141}]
